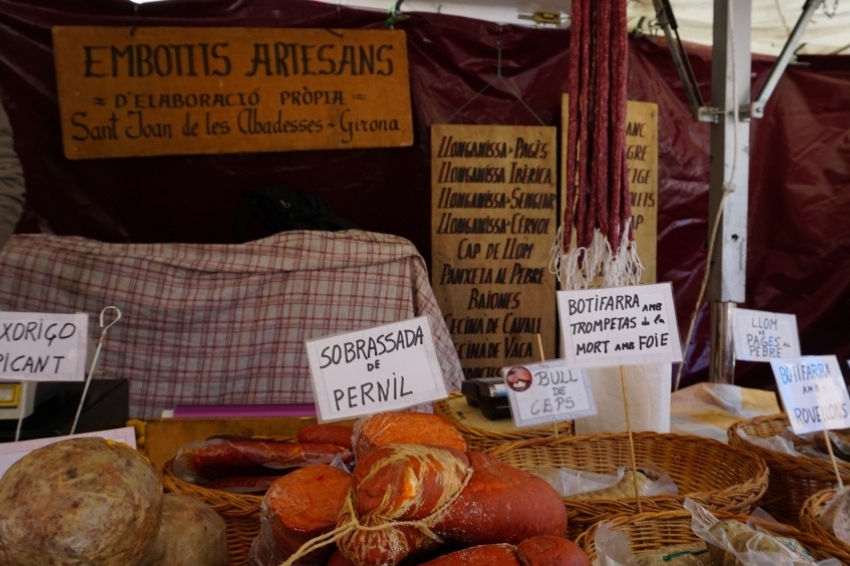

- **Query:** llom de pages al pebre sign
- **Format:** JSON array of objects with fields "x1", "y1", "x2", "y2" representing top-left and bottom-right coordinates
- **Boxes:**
[{"x1": 52, "y1": 26, "x2": 414, "y2": 158}]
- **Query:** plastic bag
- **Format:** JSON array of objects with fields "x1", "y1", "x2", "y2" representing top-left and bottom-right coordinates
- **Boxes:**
[
  {"x1": 594, "y1": 522, "x2": 711, "y2": 566},
  {"x1": 736, "y1": 427, "x2": 800, "y2": 456},
  {"x1": 249, "y1": 464, "x2": 352, "y2": 566},
  {"x1": 819, "y1": 486, "x2": 850, "y2": 544},
  {"x1": 684, "y1": 498, "x2": 841, "y2": 566},
  {"x1": 595, "y1": 522, "x2": 638, "y2": 566},
  {"x1": 535, "y1": 462, "x2": 678, "y2": 499},
  {"x1": 173, "y1": 435, "x2": 352, "y2": 485}
]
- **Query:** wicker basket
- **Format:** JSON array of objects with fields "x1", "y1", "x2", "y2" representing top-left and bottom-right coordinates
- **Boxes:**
[
  {"x1": 161, "y1": 458, "x2": 265, "y2": 566},
  {"x1": 433, "y1": 392, "x2": 573, "y2": 453},
  {"x1": 575, "y1": 509, "x2": 848, "y2": 564},
  {"x1": 728, "y1": 413, "x2": 850, "y2": 528},
  {"x1": 800, "y1": 488, "x2": 850, "y2": 562},
  {"x1": 487, "y1": 431, "x2": 769, "y2": 540}
]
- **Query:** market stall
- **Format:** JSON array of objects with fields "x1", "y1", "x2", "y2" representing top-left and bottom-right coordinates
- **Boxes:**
[{"x1": 0, "y1": 0, "x2": 849, "y2": 564}]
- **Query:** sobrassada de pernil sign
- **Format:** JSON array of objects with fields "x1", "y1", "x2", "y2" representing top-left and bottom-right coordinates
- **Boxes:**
[{"x1": 52, "y1": 26, "x2": 413, "y2": 159}]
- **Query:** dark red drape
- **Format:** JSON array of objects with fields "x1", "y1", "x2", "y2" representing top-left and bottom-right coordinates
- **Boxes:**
[{"x1": 1, "y1": 0, "x2": 848, "y2": 390}]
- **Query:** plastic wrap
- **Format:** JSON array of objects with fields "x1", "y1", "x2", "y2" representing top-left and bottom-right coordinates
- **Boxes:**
[
  {"x1": 0, "y1": 437, "x2": 163, "y2": 566},
  {"x1": 595, "y1": 522, "x2": 711, "y2": 566},
  {"x1": 684, "y1": 499, "x2": 841, "y2": 566},
  {"x1": 535, "y1": 463, "x2": 678, "y2": 499},
  {"x1": 249, "y1": 464, "x2": 351, "y2": 566},
  {"x1": 351, "y1": 411, "x2": 468, "y2": 459},
  {"x1": 172, "y1": 435, "x2": 353, "y2": 484},
  {"x1": 818, "y1": 486, "x2": 850, "y2": 544},
  {"x1": 815, "y1": 430, "x2": 850, "y2": 461},
  {"x1": 296, "y1": 423, "x2": 355, "y2": 450},
  {"x1": 203, "y1": 475, "x2": 284, "y2": 495},
  {"x1": 140, "y1": 493, "x2": 229, "y2": 566}
]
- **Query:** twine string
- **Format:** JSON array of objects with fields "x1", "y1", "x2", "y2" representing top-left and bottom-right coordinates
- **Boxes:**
[{"x1": 280, "y1": 462, "x2": 475, "y2": 566}]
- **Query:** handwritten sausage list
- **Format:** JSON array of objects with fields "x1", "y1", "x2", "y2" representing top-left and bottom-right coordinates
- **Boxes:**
[
  {"x1": 431, "y1": 125, "x2": 557, "y2": 379},
  {"x1": 624, "y1": 101, "x2": 659, "y2": 282}
]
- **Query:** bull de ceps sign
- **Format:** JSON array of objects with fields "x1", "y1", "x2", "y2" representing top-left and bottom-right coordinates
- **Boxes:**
[{"x1": 52, "y1": 26, "x2": 413, "y2": 159}]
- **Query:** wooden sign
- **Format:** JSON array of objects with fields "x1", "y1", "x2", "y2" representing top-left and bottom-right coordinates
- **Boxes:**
[
  {"x1": 304, "y1": 316, "x2": 448, "y2": 422},
  {"x1": 560, "y1": 96, "x2": 659, "y2": 283},
  {"x1": 556, "y1": 282, "x2": 683, "y2": 369},
  {"x1": 52, "y1": 26, "x2": 413, "y2": 159},
  {"x1": 431, "y1": 124, "x2": 558, "y2": 379},
  {"x1": 0, "y1": 312, "x2": 89, "y2": 382}
]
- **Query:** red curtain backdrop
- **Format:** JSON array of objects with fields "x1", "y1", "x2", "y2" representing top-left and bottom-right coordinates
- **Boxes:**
[{"x1": 0, "y1": 0, "x2": 848, "y2": 390}]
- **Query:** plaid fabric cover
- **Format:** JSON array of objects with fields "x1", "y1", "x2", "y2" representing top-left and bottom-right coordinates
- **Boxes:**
[{"x1": 0, "y1": 230, "x2": 463, "y2": 418}]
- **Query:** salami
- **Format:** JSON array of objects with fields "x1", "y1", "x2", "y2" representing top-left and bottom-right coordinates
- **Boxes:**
[
  {"x1": 516, "y1": 535, "x2": 591, "y2": 566},
  {"x1": 334, "y1": 445, "x2": 567, "y2": 566},
  {"x1": 435, "y1": 451, "x2": 568, "y2": 546},
  {"x1": 173, "y1": 436, "x2": 352, "y2": 483},
  {"x1": 203, "y1": 475, "x2": 284, "y2": 494},
  {"x1": 297, "y1": 423, "x2": 355, "y2": 450},
  {"x1": 415, "y1": 536, "x2": 590, "y2": 566},
  {"x1": 556, "y1": 0, "x2": 639, "y2": 289},
  {"x1": 337, "y1": 444, "x2": 471, "y2": 566},
  {"x1": 418, "y1": 543, "x2": 520, "y2": 565},
  {"x1": 252, "y1": 464, "x2": 352, "y2": 566},
  {"x1": 352, "y1": 411, "x2": 467, "y2": 458}
]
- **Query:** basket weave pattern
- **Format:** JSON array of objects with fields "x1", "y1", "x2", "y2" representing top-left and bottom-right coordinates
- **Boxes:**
[
  {"x1": 487, "y1": 431, "x2": 768, "y2": 540},
  {"x1": 433, "y1": 392, "x2": 573, "y2": 453},
  {"x1": 800, "y1": 488, "x2": 850, "y2": 562},
  {"x1": 728, "y1": 413, "x2": 850, "y2": 528},
  {"x1": 161, "y1": 459, "x2": 264, "y2": 566},
  {"x1": 575, "y1": 509, "x2": 847, "y2": 563}
]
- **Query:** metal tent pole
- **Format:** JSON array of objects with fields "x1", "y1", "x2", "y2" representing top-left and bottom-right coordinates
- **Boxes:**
[{"x1": 705, "y1": 0, "x2": 751, "y2": 384}]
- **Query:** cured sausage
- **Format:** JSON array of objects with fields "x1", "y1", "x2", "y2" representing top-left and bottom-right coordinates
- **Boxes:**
[
  {"x1": 352, "y1": 411, "x2": 467, "y2": 458},
  {"x1": 252, "y1": 464, "x2": 351, "y2": 566},
  {"x1": 516, "y1": 535, "x2": 591, "y2": 566},
  {"x1": 337, "y1": 444, "x2": 471, "y2": 566},
  {"x1": 435, "y1": 451, "x2": 568, "y2": 547},
  {"x1": 297, "y1": 423, "x2": 355, "y2": 450},
  {"x1": 174, "y1": 436, "x2": 352, "y2": 483},
  {"x1": 415, "y1": 536, "x2": 591, "y2": 566},
  {"x1": 418, "y1": 543, "x2": 520, "y2": 565},
  {"x1": 203, "y1": 475, "x2": 283, "y2": 494},
  {"x1": 336, "y1": 445, "x2": 568, "y2": 566}
]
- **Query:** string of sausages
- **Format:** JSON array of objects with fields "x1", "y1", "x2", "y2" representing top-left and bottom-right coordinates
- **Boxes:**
[{"x1": 559, "y1": 0, "x2": 637, "y2": 288}]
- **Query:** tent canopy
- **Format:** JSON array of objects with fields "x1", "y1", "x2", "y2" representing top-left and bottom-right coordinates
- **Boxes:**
[{"x1": 319, "y1": 0, "x2": 849, "y2": 56}]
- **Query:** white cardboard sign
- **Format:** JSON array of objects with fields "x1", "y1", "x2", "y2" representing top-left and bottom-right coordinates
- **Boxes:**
[
  {"x1": 502, "y1": 359, "x2": 596, "y2": 428},
  {"x1": 771, "y1": 355, "x2": 850, "y2": 435},
  {"x1": 733, "y1": 308, "x2": 801, "y2": 361},
  {"x1": 305, "y1": 316, "x2": 448, "y2": 422},
  {"x1": 557, "y1": 283, "x2": 683, "y2": 369},
  {"x1": 0, "y1": 426, "x2": 137, "y2": 477},
  {"x1": 0, "y1": 312, "x2": 89, "y2": 382}
]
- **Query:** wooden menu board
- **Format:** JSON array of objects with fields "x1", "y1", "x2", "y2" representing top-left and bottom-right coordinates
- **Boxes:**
[
  {"x1": 431, "y1": 124, "x2": 558, "y2": 378},
  {"x1": 52, "y1": 26, "x2": 413, "y2": 159},
  {"x1": 560, "y1": 96, "x2": 659, "y2": 283}
]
